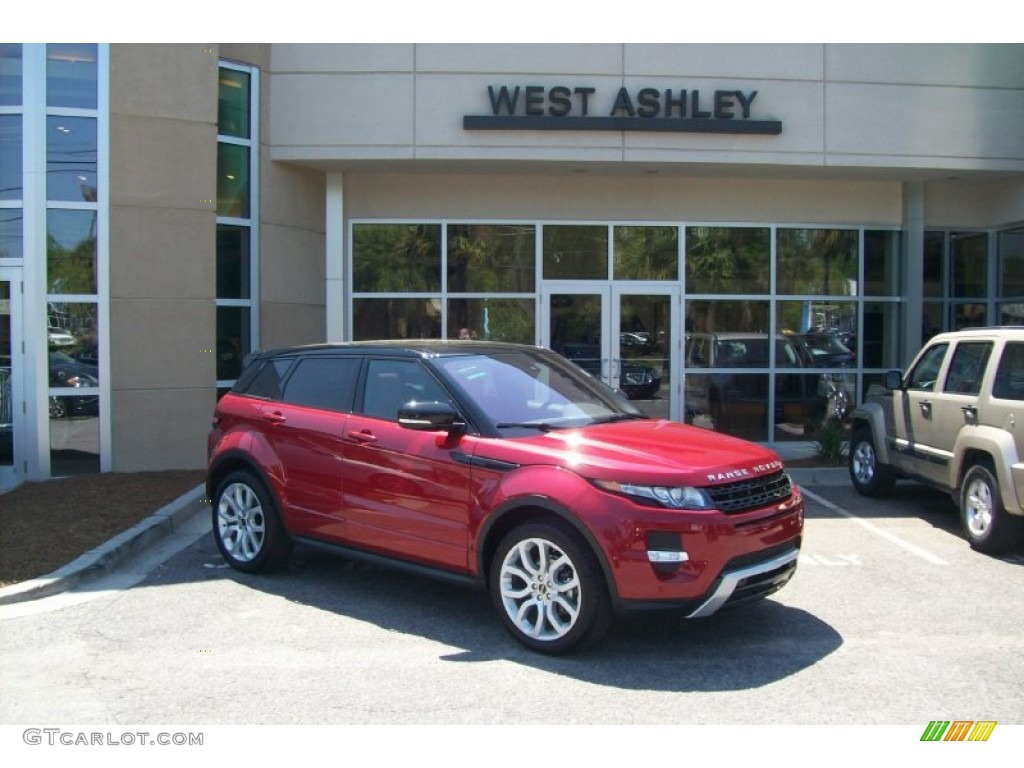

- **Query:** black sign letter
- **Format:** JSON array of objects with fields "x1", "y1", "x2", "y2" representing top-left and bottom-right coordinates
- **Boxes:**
[
  {"x1": 487, "y1": 86, "x2": 520, "y2": 116},
  {"x1": 609, "y1": 87, "x2": 636, "y2": 117}
]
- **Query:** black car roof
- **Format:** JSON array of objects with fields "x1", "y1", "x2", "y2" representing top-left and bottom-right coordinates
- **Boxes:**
[{"x1": 248, "y1": 339, "x2": 545, "y2": 362}]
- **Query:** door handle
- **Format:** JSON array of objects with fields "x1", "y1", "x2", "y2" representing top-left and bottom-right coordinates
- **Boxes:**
[
  {"x1": 347, "y1": 430, "x2": 377, "y2": 444},
  {"x1": 263, "y1": 411, "x2": 286, "y2": 425},
  {"x1": 919, "y1": 400, "x2": 932, "y2": 418},
  {"x1": 961, "y1": 405, "x2": 978, "y2": 425}
]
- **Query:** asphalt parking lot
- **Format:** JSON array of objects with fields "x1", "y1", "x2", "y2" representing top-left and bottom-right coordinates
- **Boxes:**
[{"x1": 1, "y1": 476, "x2": 1022, "y2": 729}]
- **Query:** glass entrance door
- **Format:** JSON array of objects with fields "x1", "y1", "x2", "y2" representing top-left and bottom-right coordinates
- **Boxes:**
[
  {"x1": 543, "y1": 285, "x2": 678, "y2": 420},
  {"x1": 1, "y1": 271, "x2": 22, "y2": 491}
]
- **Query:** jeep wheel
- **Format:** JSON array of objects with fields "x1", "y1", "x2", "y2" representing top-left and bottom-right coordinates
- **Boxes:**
[
  {"x1": 490, "y1": 522, "x2": 611, "y2": 655},
  {"x1": 213, "y1": 470, "x2": 293, "y2": 573},
  {"x1": 849, "y1": 426, "x2": 895, "y2": 497},
  {"x1": 960, "y1": 462, "x2": 1024, "y2": 554}
]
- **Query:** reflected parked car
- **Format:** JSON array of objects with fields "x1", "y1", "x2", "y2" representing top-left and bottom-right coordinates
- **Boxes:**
[
  {"x1": 556, "y1": 343, "x2": 662, "y2": 400},
  {"x1": 684, "y1": 332, "x2": 849, "y2": 433},
  {"x1": 49, "y1": 351, "x2": 99, "y2": 418},
  {"x1": 791, "y1": 331, "x2": 855, "y2": 368}
]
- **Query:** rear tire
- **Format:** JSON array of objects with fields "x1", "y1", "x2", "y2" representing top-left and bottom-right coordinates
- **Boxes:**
[
  {"x1": 212, "y1": 470, "x2": 293, "y2": 573},
  {"x1": 960, "y1": 462, "x2": 1024, "y2": 554},
  {"x1": 849, "y1": 426, "x2": 895, "y2": 497},
  {"x1": 490, "y1": 521, "x2": 612, "y2": 655}
]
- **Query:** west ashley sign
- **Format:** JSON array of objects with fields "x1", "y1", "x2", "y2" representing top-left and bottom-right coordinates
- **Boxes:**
[{"x1": 463, "y1": 85, "x2": 782, "y2": 135}]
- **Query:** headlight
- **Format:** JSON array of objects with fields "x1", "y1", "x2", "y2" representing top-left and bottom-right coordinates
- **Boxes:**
[{"x1": 593, "y1": 480, "x2": 712, "y2": 509}]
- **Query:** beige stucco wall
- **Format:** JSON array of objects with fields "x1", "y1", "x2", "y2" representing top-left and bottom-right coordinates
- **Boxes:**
[
  {"x1": 342, "y1": 173, "x2": 904, "y2": 226},
  {"x1": 270, "y1": 44, "x2": 1024, "y2": 177},
  {"x1": 109, "y1": 44, "x2": 218, "y2": 471}
]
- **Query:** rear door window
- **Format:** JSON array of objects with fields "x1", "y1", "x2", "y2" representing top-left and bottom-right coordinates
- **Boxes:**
[
  {"x1": 281, "y1": 357, "x2": 360, "y2": 412},
  {"x1": 942, "y1": 342, "x2": 993, "y2": 396},
  {"x1": 992, "y1": 342, "x2": 1024, "y2": 401}
]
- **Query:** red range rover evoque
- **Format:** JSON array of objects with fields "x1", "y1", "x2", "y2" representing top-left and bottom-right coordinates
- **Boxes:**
[{"x1": 207, "y1": 341, "x2": 804, "y2": 654}]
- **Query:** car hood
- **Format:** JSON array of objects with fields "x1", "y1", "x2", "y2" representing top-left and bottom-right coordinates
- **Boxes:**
[{"x1": 475, "y1": 419, "x2": 786, "y2": 486}]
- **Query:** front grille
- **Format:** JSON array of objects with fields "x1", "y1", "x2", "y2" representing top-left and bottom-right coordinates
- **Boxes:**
[{"x1": 705, "y1": 470, "x2": 793, "y2": 514}]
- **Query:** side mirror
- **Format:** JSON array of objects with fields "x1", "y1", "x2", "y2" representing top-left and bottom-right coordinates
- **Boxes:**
[
  {"x1": 884, "y1": 370, "x2": 903, "y2": 390},
  {"x1": 398, "y1": 401, "x2": 466, "y2": 433}
]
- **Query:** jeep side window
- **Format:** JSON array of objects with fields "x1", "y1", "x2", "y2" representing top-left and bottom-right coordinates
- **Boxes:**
[
  {"x1": 280, "y1": 357, "x2": 360, "y2": 411},
  {"x1": 943, "y1": 342, "x2": 992, "y2": 395},
  {"x1": 992, "y1": 342, "x2": 1024, "y2": 401},
  {"x1": 906, "y1": 343, "x2": 948, "y2": 391}
]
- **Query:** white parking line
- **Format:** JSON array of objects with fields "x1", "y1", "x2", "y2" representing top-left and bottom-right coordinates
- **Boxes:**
[{"x1": 801, "y1": 487, "x2": 949, "y2": 566}]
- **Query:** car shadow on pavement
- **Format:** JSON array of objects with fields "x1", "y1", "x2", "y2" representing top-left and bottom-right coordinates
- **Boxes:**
[{"x1": 143, "y1": 533, "x2": 843, "y2": 692}]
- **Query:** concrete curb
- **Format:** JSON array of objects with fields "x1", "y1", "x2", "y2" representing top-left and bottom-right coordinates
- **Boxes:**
[{"x1": 0, "y1": 483, "x2": 208, "y2": 606}]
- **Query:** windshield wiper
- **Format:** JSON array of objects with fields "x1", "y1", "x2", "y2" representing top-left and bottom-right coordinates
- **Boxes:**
[
  {"x1": 589, "y1": 413, "x2": 649, "y2": 425},
  {"x1": 495, "y1": 421, "x2": 558, "y2": 432}
]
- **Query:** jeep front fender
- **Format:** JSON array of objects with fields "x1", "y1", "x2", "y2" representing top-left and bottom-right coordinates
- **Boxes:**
[{"x1": 849, "y1": 402, "x2": 892, "y2": 466}]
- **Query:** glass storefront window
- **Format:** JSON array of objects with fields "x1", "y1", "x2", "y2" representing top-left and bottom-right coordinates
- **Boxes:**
[
  {"x1": 864, "y1": 229, "x2": 901, "y2": 296},
  {"x1": 447, "y1": 224, "x2": 535, "y2": 292},
  {"x1": 777, "y1": 228, "x2": 857, "y2": 296},
  {"x1": 47, "y1": 209, "x2": 97, "y2": 294},
  {"x1": 216, "y1": 143, "x2": 250, "y2": 218},
  {"x1": 50, "y1": 400, "x2": 100, "y2": 475},
  {"x1": 951, "y1": 302, "x2": 987, "y2": 330},
  {"x1": 352, "y1": 298, "x2": 441, "y2": 340},
  {"x1": 447, "y1": 298, "x2": 534, "y2": 343},
  {"x1": 998, "y1": 228, "x2": 1024, "y2": 298},
  {"x1": 47, "y1": 301, "x2": 98, "y2": 365},
  {"x1": 950, "y1": 232, "x2": 988, "y2": 298},
  {"x1": 685, "y1": 226, "x2": 769, "y2": 294},
  {"x1": 999, "y1": 302, "x2": 1024, "y2": 326},
  {"x1": 47, "y1": 44, "x2": 98, "y2": 110},
  {"x1": 216, "y1": 306, "x2": 251, "y2": 381},
  {"x1": 0, "y1": 211, "x2": 19, "y2": 259},
  {"x1": 685, "y1": 299, "x2": 769, "y2": 338},
  {"x1": 47, "y1": 116, "x2": 98, "y2": 202},
  {"x1": 0, "y1": 115, "x2": 21, "y2": 201},
  {"x1": 684, "y1": 372, "x2": 769, "y2": 442},
  {"x1": 218, "y1": 68, "x2": 251, "y2": 139},
  {"x1": 862, "y1": 302, "x2": 902, "y2": 369},
  {"x1": 353, "y1": 224, "x2": 441, "y2": 293},
  {"x1": 543, "y1": 225, "x2": 607, "y2": 280},
  {"x1": 923, "y1": 302, "x2": 943, "y2": 344},
  {"x1": 0, "y1": 44, "x2": 21, "y2": 106},
  {"x1": 614, "y1": 226, "x2": 678, "y2": 281},
  {"x1": 923, "y1": 231, "x2": 944, "y2": 298},
  {"x1": 217, "y1": 224, "x2": 251, "y2": 299}
]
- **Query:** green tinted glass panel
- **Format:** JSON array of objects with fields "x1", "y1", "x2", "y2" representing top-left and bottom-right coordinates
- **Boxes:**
[
  {"x1": 685, "y1": 227, "x2": 769, "y2": 294},
  {"x1": 47, "y1": 209, "x2": 97, "y2": 294},
  {"x1": 217, "y1": 306, "x2": 251, "y2": 381},
  {"x1": 543, "y1": 225, "x2": 607, "y2": 280},
  {"x1": 777, "y1": 229, "x2": 857, "y2": 296},
  {"x1": 353, "y1": 224, "x2": 441, "y2": 293},
  {"x1": 951, "y1": 232, "x2": 988, "y2": 298},
  {"x1": 447, "y1": 224, "x2": 535, "y2": 292},
  {"x1": 864, "y1": 230, "x2": 900, "y2": 296},
  {"x1": 217, "y1": 143, "x2": 250, "y2": 218},
  {"x1": 447, "y1": 298, "x2": 535, "y2": 343},
  {"x1": 217, "y1": 224, "x2": 251, "y2": 299},
  {"x1": 352, "y1": 298, "x2": 442, "y2": 340},
  {"x1": 218, "y1": 68, "x2": 251, "y2": 139},
  {"x1": 614, "y1": 226, "x2": 678, "y2": 280}
]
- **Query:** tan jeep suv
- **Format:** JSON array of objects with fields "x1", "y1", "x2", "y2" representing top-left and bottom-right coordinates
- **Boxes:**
[{"x1": 849, "y1": 328, "x2": 1024, "y2": 553}]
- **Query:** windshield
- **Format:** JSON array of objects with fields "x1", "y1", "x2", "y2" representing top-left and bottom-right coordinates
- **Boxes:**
[{"x1": 437, "y1": 350, "x2": 641, "y2": 430}]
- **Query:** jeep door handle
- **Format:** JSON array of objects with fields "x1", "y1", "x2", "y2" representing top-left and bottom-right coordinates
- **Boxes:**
[
  {"x1": 962, "y1": 405, "x2": 978, "y2": 425},
  {"x1": 919, "y1": 400, "x2": 932, "y2": 418},
  {"x1": 347, "y1": 430, "x2": 377, "y2": 444}
]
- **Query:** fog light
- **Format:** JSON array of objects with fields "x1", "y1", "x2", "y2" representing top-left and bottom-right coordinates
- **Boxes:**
[{"x1": 647, "y1": 550, "x2": 689, "y2": 563}]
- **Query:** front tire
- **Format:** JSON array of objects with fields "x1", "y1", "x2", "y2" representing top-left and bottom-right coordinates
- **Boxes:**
[
  {"x1": 212, "y1": 470, "x2": 293, "y2": 573},
  {"x1": 849, "y1": 426, "x2": 895, "y2": 497},
  {"x1": 490, "y1": 521, "x2": 611, "y2": 655},
  {"x1": 960, "y1": 462, "x2": 1024, "y2": 554}
]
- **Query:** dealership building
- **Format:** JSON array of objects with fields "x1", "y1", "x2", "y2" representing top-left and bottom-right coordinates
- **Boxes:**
[{"x1": 1, "y1": 43, "x2": 1022, "y2": 491}]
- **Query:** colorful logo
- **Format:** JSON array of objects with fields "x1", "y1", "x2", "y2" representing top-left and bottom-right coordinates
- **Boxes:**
[{"x1": 921, "y1": 721, "x2": 997, "y2": 742}]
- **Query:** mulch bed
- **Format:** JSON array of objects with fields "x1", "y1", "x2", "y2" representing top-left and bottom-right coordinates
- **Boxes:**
[{"x1": 0, "y1": 470, "x2": 206, "y2": 587}]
